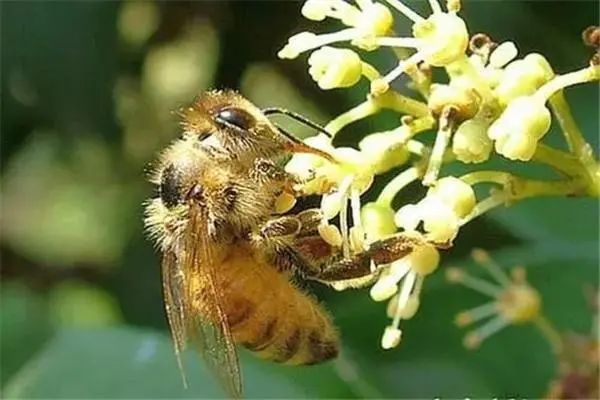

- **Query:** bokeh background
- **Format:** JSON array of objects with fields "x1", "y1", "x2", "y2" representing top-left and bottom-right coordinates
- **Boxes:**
[{"x1": 1, "y1": 1, "x2": 598, "y2": 398}]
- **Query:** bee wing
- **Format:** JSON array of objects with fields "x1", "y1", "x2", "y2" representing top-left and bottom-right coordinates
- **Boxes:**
[
  {"x1": 165, "y1": 204, "x2": 243, "y2": 398},
  {"x1": 161, "y1": 250, "x2": 189, "y2": 386}
]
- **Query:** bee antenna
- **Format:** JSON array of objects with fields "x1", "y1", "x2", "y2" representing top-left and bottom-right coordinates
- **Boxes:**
[{"x1": 262, "y1": 108, "x2": 332, "y2": 138}]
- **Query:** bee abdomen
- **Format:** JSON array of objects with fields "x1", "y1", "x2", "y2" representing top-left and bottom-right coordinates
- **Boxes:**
[{"x1": 236, "y1": 311, "x2": 338, "y2": 366}]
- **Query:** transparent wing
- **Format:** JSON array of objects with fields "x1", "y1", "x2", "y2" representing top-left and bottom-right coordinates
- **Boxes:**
[
  {"x1": 162, "y1": 204, "x2": 242, "y2": 398},
  {"x1": 161, "y1": 250, "x2": 189, "y2": 387}
]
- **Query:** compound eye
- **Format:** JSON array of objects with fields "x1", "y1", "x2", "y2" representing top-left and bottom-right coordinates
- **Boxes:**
[
  {"x1": 159, "y1": 164, "x2": 184, "y2": 209},
  {"x1": 215, "y1": 107, "x2": 254, "y2": 131}
]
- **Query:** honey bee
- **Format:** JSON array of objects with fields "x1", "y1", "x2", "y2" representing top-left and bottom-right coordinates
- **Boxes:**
[{"x1": 144, "y1": 90, "x2": 421, "y2": 398}]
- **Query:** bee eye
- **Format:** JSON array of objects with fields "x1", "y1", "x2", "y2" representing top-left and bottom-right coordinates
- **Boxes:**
[
  {"x1": 159, "y1": 164, "x2": 183, "y2": 208},
  {"x1": 215, "y1": 107, "x2": 254, "y2": 131}
]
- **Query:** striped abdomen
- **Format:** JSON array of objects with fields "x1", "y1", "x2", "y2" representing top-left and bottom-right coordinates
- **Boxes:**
[{"x1": 218, "y1": 245, "x2": 339, "y2": 365}]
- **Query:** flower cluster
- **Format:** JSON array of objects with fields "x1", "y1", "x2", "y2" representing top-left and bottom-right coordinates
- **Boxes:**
[{"x1": 278, "y1": 1, "x2": 599, "y2": 349}]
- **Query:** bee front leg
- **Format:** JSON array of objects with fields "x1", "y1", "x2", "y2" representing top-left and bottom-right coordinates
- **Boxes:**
[{"x1": 250, "y1": 158, "x2": 300, "y2": 195}]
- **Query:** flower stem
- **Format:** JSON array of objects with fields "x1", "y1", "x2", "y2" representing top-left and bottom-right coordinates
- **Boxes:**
[
  {"x1": 325, "y1": 99, "x2": 380, "y2": 136},
  {"x1": 377, "y1": 166, "x2": 422, "y2": 207},
  {"x1": 423, "y1": 107, "x2": 456, "y2": 185},
  {"x1": 533, "y1": 143, "x2": 586, "y2": 178},
  {"x1": 534, "y1": 65, "x2": 600, "y2": 103},
  {"x1": 361, "y1": 61, "x2": 382, "y2": 82},
  {"x1": 533, "y1": 315, "x2": 564, "y2": 355},
  {"x1": 548, "y1": 91, "x2": 586, "y2": 155},
  {"x1": 373, "y1": 90, "x2": 429, "y2": 117}
]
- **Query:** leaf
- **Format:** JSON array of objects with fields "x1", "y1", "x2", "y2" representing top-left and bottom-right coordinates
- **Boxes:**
[
  {"x1": 0, "y1": 284, "x2": 54, "y2": 387},
  {"x1": 2, "y1": 327, "x2": 359, "y2": 399}
]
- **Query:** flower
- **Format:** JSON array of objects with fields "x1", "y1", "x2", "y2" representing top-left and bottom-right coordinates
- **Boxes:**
[
  {"x1": 395, "y1": 176, "x2": 476, "y2": 244},
  {"x1": 495, "y1": 53, "x2": 554, "y2": 106},
  {"x1": 308, "y1": 46, "x2": 363, "y2": 89},
  {"x1": 278, "y1": 0, "x2": 394, "y2": 60},
  {"x1": 452, "y1": 116, "x2": 494, "y2": 163},
  {"x1": 487, "y1": 96, "x2": 552, "y2": 161},
  {"x1": 370, "y1": 236, "x2": 440, "y2": 349},
  {"x1": 446, "y1": 248, "x2": 544, "y2": 349}
]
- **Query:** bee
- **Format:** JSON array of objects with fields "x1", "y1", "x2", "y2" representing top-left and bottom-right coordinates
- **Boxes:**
[{"x1": 144, "y1": 90, "x2": 422, "y2": 398}]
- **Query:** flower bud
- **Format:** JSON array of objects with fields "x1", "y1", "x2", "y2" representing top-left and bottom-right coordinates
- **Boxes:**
[
  {"x1": 359, "y1": 132, "x2": 410, "y2": 174},
  {"x1": 428, "y1": 176, "x2": 476, "y2": 218},
  {"x1": 356, "y1": 3, "x2": 394, "y2": 37},
  {"x1": 488, "y1": 41, "x2": 518, "y2": 68},
  {"x1": 301, "y1": 0, "x2": 331, "y2": 21},
  {"x1": 428, "y1": 82, "x2": 480, "y2": 120},
  {"x1": 420, "y1": 199, "x2": 460, "y2": 243},
  {"x1": 361, "y1": 202, "x2": 397, "y2": 240},
  {"x1": 308, "y1": 46, "x2": 363, "y2": 90},
  {"x1": 395, "y1": 204, "x2": 421, "y2": 231},
  {"x1": 452, "y1": 117, "x2": 493, "y2": 163},
  {"x1": 488, "y1": 96, "x2": 551, "y2": 161},
  {"x1": 495, "y1": 54, "x2": 554, "y2": 106},
  {"x1": 278, "y1": 32, "x2": 319, "y2": 59},
  {"x1": 413, "y1": 13, "x2": 469, "y2": 67}
]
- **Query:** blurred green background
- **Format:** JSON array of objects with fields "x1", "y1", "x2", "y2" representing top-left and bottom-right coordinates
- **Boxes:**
[{"x1": 1, "y1": 1, "x2": 598, "y2": 398}]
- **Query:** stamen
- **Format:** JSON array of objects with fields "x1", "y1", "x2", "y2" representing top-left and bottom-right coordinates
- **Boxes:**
[
  {"x1": 373, "y1": 37, "x2": 421, "y2": 48},
  {"x1": 382, "y1": 52, "x2": 426, "y2": 85},
  {"x1": 451, "y1": 272, "x2": 504, "y2": 298},
  {"x1": 350, "y1": 189, "x2": 366, "y2": 250},
  {"x1": 390, "y1": 259, "x2": 412, "y2": 282},
  {"x1": 428, "y1": 0, "x2": 443, "y2": 14},
  {"x1": 392, "y1": 271, "x2": 417, "y2": 327},
  {"x1": 464, "y1": 315, "x2": 510, "y2": 349},
  {"x1": 385, "y1": 0, "x2": 425, "y2": 23},
  {"x1": 471, "y1": 248, "x2": 513, "y2": 288},
  {"x1": 314, "y1": 28, "x2": 360, "y2": 49},
  {"x1": 456, "y1": 301, "x2": 498, "y2": 326},
  {"x1": 337, "y1": 175, "x2": 354, "y2": 259}
]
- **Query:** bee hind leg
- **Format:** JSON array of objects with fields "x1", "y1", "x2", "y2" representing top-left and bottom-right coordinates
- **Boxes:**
[{"x1": 299, "y1": 233, "x2": 425, "y2": 287}]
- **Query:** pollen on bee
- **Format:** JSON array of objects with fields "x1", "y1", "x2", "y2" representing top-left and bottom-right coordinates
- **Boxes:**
[
  {"x1": 318, "y1": 222, "x2": 343, "y2": 247},
  {"x1": 274, "y1": 192, "x2": 297, "y2": 214}
]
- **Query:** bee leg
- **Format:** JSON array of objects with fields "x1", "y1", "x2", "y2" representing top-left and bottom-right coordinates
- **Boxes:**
[
  {"x1": 250, "y1": 158, "x2": 300, "y2": 194},
  {"x1": 300, "y1": 233, "x2": 425, "y2": 284}
]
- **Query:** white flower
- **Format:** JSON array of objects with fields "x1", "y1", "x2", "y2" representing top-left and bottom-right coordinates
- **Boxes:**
[
  {"x1": 395, "y1": 177, "x2": 475, "y2": 244},
  {"x1": 370, "y1": 238, "x2": 440, "y2": 349}
]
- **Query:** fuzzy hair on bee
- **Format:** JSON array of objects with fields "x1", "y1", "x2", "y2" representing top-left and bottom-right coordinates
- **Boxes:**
[{"x1": 143, "y1": 90, "x2": 426, "y2": 399}]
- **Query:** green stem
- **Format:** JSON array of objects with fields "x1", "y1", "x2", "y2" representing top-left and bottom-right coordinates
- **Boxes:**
[
  {"x1": 460, "y1": 170, "x2": 512, "y2": 186},
  {"x1": 388, "y1": 39, "x2": 431, "y2": 97},
  {"x1": 376, "y1": 166, "x2": 422, "y2": 207},
  {"x1": 361, "y1": 61, "x2": 382, "y2": 82},
  {"x1": 532, "y1": 143, "x2": 586, "y2": 178},
  {"x1": 460, "y1": 173, "x2": 587, "y2": 225},
  {"x1": 534, "y1": 65, "x2": 600, "y2": 104},
  {"x1": 325, "y1": 99, "x2": 379, "y2": 136},
  {"x1": 548, "y1": 91, "x2": 586, "y2": 155},
  {"x1": 373, "y1": 90, "x2": 429, "y2": 117},
  {"x1": 423, "y1": 107, "x2": 456, "y2": 185}
]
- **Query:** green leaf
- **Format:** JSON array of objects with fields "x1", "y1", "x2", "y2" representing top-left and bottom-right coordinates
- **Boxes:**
[
  {"x1": 2, "y1": 327, "x2": 359, "y2": 399},
  {"x1": 0, "y1": 284, "x2": 54, "y2": 386}
]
